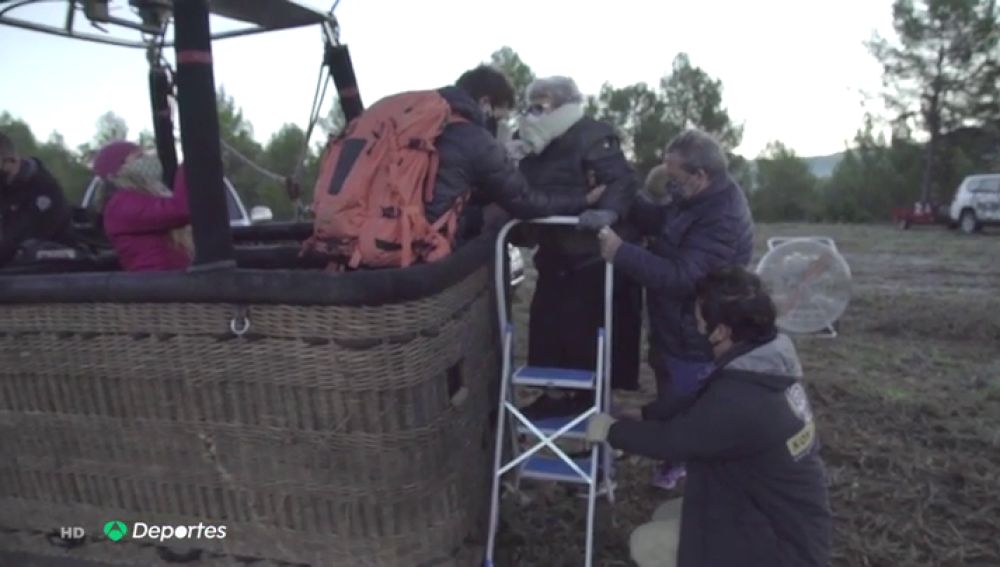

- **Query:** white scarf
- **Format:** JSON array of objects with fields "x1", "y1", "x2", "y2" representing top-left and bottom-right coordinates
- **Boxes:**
[{"x1": 506, "y1": 102, "x2": 585, "y2": 160}]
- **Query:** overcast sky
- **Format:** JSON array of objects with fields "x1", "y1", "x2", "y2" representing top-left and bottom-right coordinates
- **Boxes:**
[{"x1": 0, "y1": 0, "x2": 897, "y2": 158}]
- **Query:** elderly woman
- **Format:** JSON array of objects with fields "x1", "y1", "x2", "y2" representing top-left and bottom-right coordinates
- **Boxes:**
[
  {"x1": 91, "y1": 141, "x2": 193, "y2": 272},
  {"x1": 509, "y1": 76, "x2": 643, "y2": 418}
]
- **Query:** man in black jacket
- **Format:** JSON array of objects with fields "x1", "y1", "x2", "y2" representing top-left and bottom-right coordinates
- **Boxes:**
[
  {"x1": 424, "y1": 66, "x2": 605, "y2": 239},
  {"x1": 586, "y1": 267, "x2": 832, "y2": 567},
  {"x1": 0, "y1": 131, "x2": 75, "y2": 266}
]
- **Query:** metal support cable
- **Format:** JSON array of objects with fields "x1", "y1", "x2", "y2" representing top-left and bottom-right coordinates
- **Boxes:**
[{"x1": 219, "y1": 138, "x2": 286, "y2": 185}]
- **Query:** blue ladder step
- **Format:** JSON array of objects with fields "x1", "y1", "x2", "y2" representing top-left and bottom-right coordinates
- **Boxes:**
[
  {"x1": 520, "y1": 454, "x2": 594, "y2": 484},
  {"x1": 516, "y1": 415, "x2": 588, "y2": 439},
  {"x1": 512, "y1": 366, "x2": 595, "y2": 389}
]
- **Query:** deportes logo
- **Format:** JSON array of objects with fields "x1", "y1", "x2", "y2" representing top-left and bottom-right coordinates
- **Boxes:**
[
  {"x1": 103, "y1": 521, "x2": 226, "y2": 542},
  {"x1": 103, "y1": 521, "x2": 127, "y2": 542}
]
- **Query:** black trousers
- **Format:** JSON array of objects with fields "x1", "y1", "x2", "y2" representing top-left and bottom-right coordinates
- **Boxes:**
[{"x1": 528, "y1": 260, "x2": 642, "y2": 391}]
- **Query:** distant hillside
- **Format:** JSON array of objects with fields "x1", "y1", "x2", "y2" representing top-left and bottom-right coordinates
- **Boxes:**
[{"x1": 802, "y1": 152, "x2": 845, "y2": 178}]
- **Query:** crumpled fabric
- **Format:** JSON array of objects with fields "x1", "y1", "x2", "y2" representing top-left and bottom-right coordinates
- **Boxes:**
[{"x1": 506, "y1": 102, "x2": 586, "y2": 159}]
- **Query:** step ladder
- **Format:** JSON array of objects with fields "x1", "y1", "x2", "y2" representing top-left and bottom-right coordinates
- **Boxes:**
[{"x1": 484, "y1": 216, "x2": 616, "y2": 567}]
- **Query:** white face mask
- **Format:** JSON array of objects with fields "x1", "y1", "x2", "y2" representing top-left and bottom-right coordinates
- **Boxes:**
[
  {"x1": 514, "y1": 102, "x2": 586, "y2": 155},
  {"x1": 113, "y1": 154, "x2": 170, "y2": 196}
]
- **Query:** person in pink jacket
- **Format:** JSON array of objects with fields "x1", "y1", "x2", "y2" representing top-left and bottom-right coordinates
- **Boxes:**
[{"x1": 91, "y1": 141, "x2": 193, "y2": 271}]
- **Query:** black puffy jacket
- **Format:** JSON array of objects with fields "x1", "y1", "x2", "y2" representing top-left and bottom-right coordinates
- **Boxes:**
[
  {"x1": 515, "y1": 116, "x2": 640, "y2": 273},
  {"x1": 424, "y1": 87, "x2": 589, "y2": 237},
  {"x1": 617, "y1": 175, "x2": 754, "y2": 364},
  {"x1": 0, "y1": 157, "x2": 74, "y2": 265}
]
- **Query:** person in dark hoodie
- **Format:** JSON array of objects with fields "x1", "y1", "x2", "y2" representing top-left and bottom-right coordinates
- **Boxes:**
[
  {"x1": 598, "y1": 129, "x2": 754, "y2": 490},
  {"x1": 423, "y1": 66, "x2": 606, "y2": 240},
  {"x1": 0, "y1": 131, "x2": 75, "y2": 266},
  {"x1": 504, "y1": 76, "x2": 643, "y2": 417},
  {"x1": 585, "y1": 266, "x2": 832, "y2": 567}
]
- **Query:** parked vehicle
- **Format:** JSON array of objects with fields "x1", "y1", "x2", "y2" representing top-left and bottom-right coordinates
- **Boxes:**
[
  {"x1": 890, "y1": 201, "x2": 944, "y2": 229},
  {"x1": 948, "y1": 174, "x2": 1000, "y2": 234}
]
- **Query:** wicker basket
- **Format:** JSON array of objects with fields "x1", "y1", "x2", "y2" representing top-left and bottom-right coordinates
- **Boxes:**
[{"x1": 0, "y1": 237, "x2": 501, "y2": 566}]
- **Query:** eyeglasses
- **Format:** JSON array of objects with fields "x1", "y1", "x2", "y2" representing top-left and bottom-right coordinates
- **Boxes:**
[{"x1": 523, "y1": 103, "x2": 550, "y2": 116}]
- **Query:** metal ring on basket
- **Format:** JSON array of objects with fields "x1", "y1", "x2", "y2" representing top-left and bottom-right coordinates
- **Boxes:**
[{"x1": 230, "y1": 307, "x2": 251, "y2": 337}]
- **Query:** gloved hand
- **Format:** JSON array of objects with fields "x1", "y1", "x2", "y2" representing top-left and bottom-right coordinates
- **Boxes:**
[
  {"x1": 586, "y1": 412, "x2": 617, "y2": 444},
  {"x1": 577, "y1": 209, "x2": 619, "y2": 231}
]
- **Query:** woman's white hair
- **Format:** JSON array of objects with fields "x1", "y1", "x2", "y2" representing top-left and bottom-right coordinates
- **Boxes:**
[{"x1": 526, "y1": 76, "x2": 584, "y2": 108}]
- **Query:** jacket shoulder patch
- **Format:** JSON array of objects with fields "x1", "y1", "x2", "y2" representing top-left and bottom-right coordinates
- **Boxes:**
[{"x1": 785, "y1": 383, "x2": 817, "y2": 460}]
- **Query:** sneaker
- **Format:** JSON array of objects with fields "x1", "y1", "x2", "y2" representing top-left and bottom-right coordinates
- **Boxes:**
[{"x1": 652, "y1": 463, "x2": 687, "y2": 491}]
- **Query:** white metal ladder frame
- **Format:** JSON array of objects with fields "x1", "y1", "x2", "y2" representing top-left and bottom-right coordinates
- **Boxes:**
[
  {"x1": 484, "y1": 216, "x2": 615, "y2": 567},
  {"x1": 759, "y1": 236, "x2": 848, "y2": 339}
]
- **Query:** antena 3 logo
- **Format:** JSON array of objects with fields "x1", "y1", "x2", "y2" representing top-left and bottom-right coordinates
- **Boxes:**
[{"x1": 103, "y1": 520, "x2": 227, "y2": 542}]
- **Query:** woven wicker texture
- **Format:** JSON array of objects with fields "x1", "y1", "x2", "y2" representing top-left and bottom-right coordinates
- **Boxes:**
[{"x1": 0, "y1": 267, "x2": 499, "y2": 566}]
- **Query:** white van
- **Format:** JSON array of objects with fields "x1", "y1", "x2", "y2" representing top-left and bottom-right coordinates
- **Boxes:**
[{"x1": 948, "y1": 174, "x2": 1000, "y2": 234}]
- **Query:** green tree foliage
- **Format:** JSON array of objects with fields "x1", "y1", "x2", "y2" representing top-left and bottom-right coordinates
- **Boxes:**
[
  {"x1": 751, "y1": 142, "x2": 820, "y2": 222},
  {"x1": 216, "y1": 87, "x2": 274, "y2": 213},
  {"x1": 868, "y1": 0, "x2": 1000, "y2": 202},
  {"x1": 259, "y1": 123, "x2": 309, "y2": 218},
  {"x1": 485, "y1": 46, "x2": 537, "y2": 140},
  {"x1": 93, "y1": 111, "x2": 129, "y2": 147},
  {"x1": 821, "y1": 117, "x2": 925, "y2": 221},
  {"x1": 39, "y1": 132, "x2": 94, "y2": 204},
  {"x1": 586, "y1": 82, "x2": 672, "y2": 174},
  {"x1": 0, "y1": 112, "x2": 92, "y2": 203},
  {"x1": 660, "y1": 54, "x2": 744, "y2": 152},
  {"x1": 78, "y1": 111, "x2": 130, "y2": 163},
  {"x1": 489, "y1": 46, "x2": 536, "y2": 105},
  {"x1": 585, "y1": 53, "x2": 744, "y2": 179},
  {"x1": 217, "y1": 88, "x2": 337, "y2": 218}
]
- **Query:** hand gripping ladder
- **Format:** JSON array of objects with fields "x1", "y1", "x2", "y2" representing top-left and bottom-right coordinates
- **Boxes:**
[{"x1": 484, "y1": 216, "x2": 616, "y2": 567}]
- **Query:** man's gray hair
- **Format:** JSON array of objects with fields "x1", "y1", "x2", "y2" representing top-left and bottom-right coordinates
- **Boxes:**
[
  {"x1": 665, "y1": 129, "x2": 728, "y2": 178},
  {"x1": 526, "y1": 76, "x2": 584, "y2": 108}
]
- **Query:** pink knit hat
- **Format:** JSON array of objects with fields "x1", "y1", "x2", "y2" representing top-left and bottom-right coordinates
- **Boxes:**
[{"x1": 92, "y1": 141, "x2": 141, "y2": 178}]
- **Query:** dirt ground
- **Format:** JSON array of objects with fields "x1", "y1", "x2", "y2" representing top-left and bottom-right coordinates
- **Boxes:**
[{"x1": 494, "y1": 223, "x2": 1000, "y2": 567}]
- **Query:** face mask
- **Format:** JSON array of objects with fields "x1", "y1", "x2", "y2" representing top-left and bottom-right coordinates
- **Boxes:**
[
  {"x1": 666, "y1": 179, "x2": 690, "y2": 201},
  {"x1": 479, "y1": 102, "x2": 500, "y2": 138},
  {"x1": 114, "y1": 154, "x2": 169, "y2": 196},
  {"x1": 122, "y1": 154, "x2": 163, "y2": 181}
]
